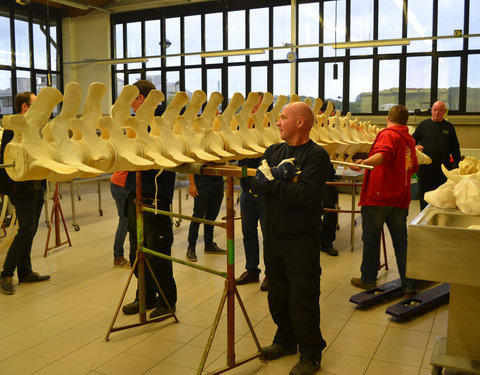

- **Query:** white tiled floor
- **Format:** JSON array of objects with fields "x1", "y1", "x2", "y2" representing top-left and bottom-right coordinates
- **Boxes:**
[{"x1": 0, "y1": 179, "x2": 463, "y2": 374}]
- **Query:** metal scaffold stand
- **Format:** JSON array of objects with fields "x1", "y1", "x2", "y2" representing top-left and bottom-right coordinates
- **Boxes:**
[{"x1": 104, "y1": 165, "x2": 264, "y2": 374}]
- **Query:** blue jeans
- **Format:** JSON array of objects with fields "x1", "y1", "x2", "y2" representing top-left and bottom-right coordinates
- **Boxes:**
[
  {"x1": 360, "y1": 206, "x2": 417, "y2": 291},
  {"x1": 1, "y1": 190, "x2": 44, "y2": 278},
  {"x1": 240, "y1": 191, "x2": 265, "y2": 275},
  {"x1": 110, "y1": 182, "x2": 130, "y2": 258},
  {"x1": 187, "y1": 185, "x2": 224, "y2": 247}
]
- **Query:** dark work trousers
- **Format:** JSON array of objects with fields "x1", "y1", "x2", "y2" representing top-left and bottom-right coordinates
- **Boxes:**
[
  {"x1": 240, "y1": 191, "x2": 265, "y2": 275},
  {"x1": 1, "y1": 190, "x2": 44, "y2": 278},
  {"x1": 187, "y1": 185, "x2": 224, "y2": 247},
  {"x1": 320, "y1": 184, "x2": 338, "y2": 248},
  {"x1": 264, "y1": 234, "x2": 326, "y2": 361},
  {"x1": 417, "y1": 162, "x2": 447, "y2": 210},
  {"x1": 127, "y1": 192, "x2": 177, "y2": 309}
]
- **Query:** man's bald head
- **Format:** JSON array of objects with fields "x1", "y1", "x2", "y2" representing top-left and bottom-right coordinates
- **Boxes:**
[
  {"x1": 431, "y1": 101, "x2": 447, "y2": 122},
  {"x1": 276, "y1": 101, "x2": 314, "y2": 146}
]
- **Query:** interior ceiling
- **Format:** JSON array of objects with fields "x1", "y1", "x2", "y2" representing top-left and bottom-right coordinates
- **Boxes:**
[{"x1": 27, "y1": 0, "x2": 213, "y2": 17}]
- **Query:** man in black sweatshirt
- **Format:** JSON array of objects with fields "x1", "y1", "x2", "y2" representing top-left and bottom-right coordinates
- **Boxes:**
[
  {"x1": 252, "y1": 102, "x2": 331, "y2": 375},
  {"x1": 413, "y1": 100, "x2": 461, "y2": 210}
]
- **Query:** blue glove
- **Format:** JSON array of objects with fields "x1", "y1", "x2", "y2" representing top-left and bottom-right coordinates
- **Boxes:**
[
  {"x1": 256, "y1": 160, "x2": 274, "y2": 186},
  {"x1": 272, "y1": 158, "x2": 297, "y2": 181}
]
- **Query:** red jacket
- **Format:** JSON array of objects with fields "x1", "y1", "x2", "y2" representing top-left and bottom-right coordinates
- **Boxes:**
[{"x1": 359, "y1": 125, "x2": 418, "y2": 209}]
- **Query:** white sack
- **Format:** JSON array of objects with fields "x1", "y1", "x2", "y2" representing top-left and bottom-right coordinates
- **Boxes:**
[
  {"x1": 453, "y1": 175, "x2": 480, "y2": 215},
  {"x1": 424, "y1": 180, "x2": 457, "y2": 209}
]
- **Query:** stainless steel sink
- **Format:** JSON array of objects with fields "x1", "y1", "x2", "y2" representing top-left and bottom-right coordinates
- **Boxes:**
[
  {"x1": 424, "y1": 211, "x2": 480, "y2": 228},
  {"x1": 407, "y1": 205, "x2": 480, "y2": 286}
]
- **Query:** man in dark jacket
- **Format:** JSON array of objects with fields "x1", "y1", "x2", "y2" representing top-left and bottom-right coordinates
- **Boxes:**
[
  {"x1": 412, "y1": 101, "x2": 461, "y2": 210},
  {"x1": 0, "y1": 92, "x2": 50, "y2": 295},
  {"x1": 253, "y1": 102, "x2": 330, "y2": 375}
]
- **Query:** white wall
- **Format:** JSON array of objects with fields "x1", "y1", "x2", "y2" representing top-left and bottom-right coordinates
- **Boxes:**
[{"x1": 62, "y1": 12, "x2": 112, "y2": 115}]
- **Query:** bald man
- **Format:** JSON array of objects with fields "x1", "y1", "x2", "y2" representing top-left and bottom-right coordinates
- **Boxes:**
[
  {"x1": 252, "y1": 102, "x2": 331, "y2": 375},
  {"x1": 413, "y1": 100, "x2": 461, "y2": 210}
]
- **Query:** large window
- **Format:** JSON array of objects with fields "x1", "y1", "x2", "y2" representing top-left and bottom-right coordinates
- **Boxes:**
[
  {"x1": 466, "y1": 55, "x2": 480, "y2": 112},
  {"x1": 378, "y1": 60, "x2": 400, "y2": 111},
  {"x1": 0, "y1": 4, "x2": 61, "y2": 117},
  {"x1": 406, "y1": 56, "x2": 432, "y2": 111},
  {"x1": 378, "y1": 0, "x2": 403, "y2": 54},
  {"x1": 350, "y1": 59, "x2": 372, "y2": 113},
  {"x1": 111, "y1": 0, "x2": 480, "y2": 114},
  {"x1": 324, "y1": 62, "x2": 343, "y2": 111},
  {"x1": 298, "y1": 3, "x2": 319, "y2": 59},
  {"x1": 438, "y1": 57, "x2": 461, "y2": 110},
  {"x1": 249, "y1": 8, "x2": 269, "y2": 62},
  {"x1": 437, "y1": 0, "x2": 464, "y2": 51},
  {"x1": 407, "y1": 0, "x2": 433, "y2": 53}
]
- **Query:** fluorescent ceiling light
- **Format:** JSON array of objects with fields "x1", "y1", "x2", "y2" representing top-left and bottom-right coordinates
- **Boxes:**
[
  {"x1": 94, "y1": 57, "x2": 148, "y2": 65},
  {"x1": 200, "y1": 49, "x2": 265, "y2": 58},
  {"x1": 333, "y1": 39, "x2": 410, "y2": 49},
  {"x1": 64, "y1": 57, "x2": 148, "y2": 65}
]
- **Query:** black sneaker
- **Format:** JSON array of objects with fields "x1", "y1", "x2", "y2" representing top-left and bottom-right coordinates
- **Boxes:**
[
  {"x1": 186, "y1": 246, "x2": 197, "y2": 262},
  {"x1": 18, "y1": 272, "x2": 50, "y2": 284},
  {"x1": 149, "y1": 305, "x2": 176, "y2": 319},
  {"x1": 289, "y1": 356, "x2": 320, "y2": 375},
  {"x1": 260, "y1": 343, "x2": 297, "y2": 361},
  {"x1": 0, "y1": 276, "x2": 14, "y2": 295},
  {"x1": 122, "y1": 300, "x2": 156, "y2": 315},
  {"x1": 204, "y1": 242, "x2": 227, "y2": 254},
  {"x1": 321, "y1": 245, "x2": 339, "y2": 256}
]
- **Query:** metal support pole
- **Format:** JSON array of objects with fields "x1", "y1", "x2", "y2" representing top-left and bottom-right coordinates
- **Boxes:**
[
  {"x1": 226, "y1": 176, "x2": 235, "y2": 366},
  {"x1": 290, "y1": 0, "x2": 297, "y2": 95},
  {"x1": 136, "y1": 171, "x2": 147, "y2": 323}
]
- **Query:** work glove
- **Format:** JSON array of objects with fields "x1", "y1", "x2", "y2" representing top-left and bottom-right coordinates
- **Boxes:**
[
  {"x1": 272, "y1": 158, "x2": 297, "y2": 181},
  {"x1": 256, "y1": 160, "x2": 274, "y2": 186}
]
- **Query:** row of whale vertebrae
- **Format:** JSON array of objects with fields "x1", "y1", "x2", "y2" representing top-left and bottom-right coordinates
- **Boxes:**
[
  {"x1": 2, "y1": 81, "x2": 377, "y2": 182},
  {"x1": 310, "y1": 100, "x2": 378, "y2": 163}
]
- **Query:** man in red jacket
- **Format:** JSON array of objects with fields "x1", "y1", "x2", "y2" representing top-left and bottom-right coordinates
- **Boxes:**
[{"x1": 350, "y1": 105, "x2": 418, "y2": 294}]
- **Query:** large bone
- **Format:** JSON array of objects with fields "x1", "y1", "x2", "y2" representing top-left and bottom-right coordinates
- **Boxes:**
[
  {"x1": 98, "y1": 85, "x2": 154, "y2": 172},
  {"x1": 442, "y1": 164, "x2": 480, "y2": 183},
  {"x1": 42, "y1": 82, "x2": 104, "y2": 180},
  {"x1": 216, "y1": 92, "x2": 257, "y2": 157},
  {"x1": 313, "y1": 102, "x2": 349, "y2": 158},
  {"x1": 175, "y1": 90, "x2": 219, "y2": 162},
  {"x1": 328, "y1": 110, "x2": 356, "y2": 161},
  {"x1": 234, "y1": 92, "x2": 264, "y2": 155},
  {"x1": 199, "y1": 92, "x2": 235, "y2": 161},
  {"x1": 312, "y1": 98, "x2": 323, "y2": 117},
  {"x1": 416, "y1": 149, "x2": 432, "y2": 165},
  {"x1": 264, "y1": 95, "x2": 287, "y2": 144},
  {"x1": 459, "y1": 156, "x2": 479, "y2": 175},
  {"x1": 150, "y1": 91, "x2": 194, "y2": 164},
  {"x1": 251, "y1": 92, "x2": 275, "y2": 148},
  {"x1": 311, "y1": 109, "x2": 338, "y2": 156},
  {"x1": 333, "y1": 111, "x2": 364, "y2": 162},
  {"x1": 71, "y1": 82, "x2": 114, "y2": 172},
  {"x1": 4, "y1": 87, "x2": 78, "y2": 181},
  {"x1": 125, "y1": 90, "x2": 177, "y2": 169}
]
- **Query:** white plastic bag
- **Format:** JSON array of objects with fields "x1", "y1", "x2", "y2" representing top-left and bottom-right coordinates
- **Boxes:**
[
  {"x1": 424, "y1": 180, "x2": 457, "y2": 209},
  {"x1": 453, "y1": 175, "x2": 480, "y2": 215}
]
